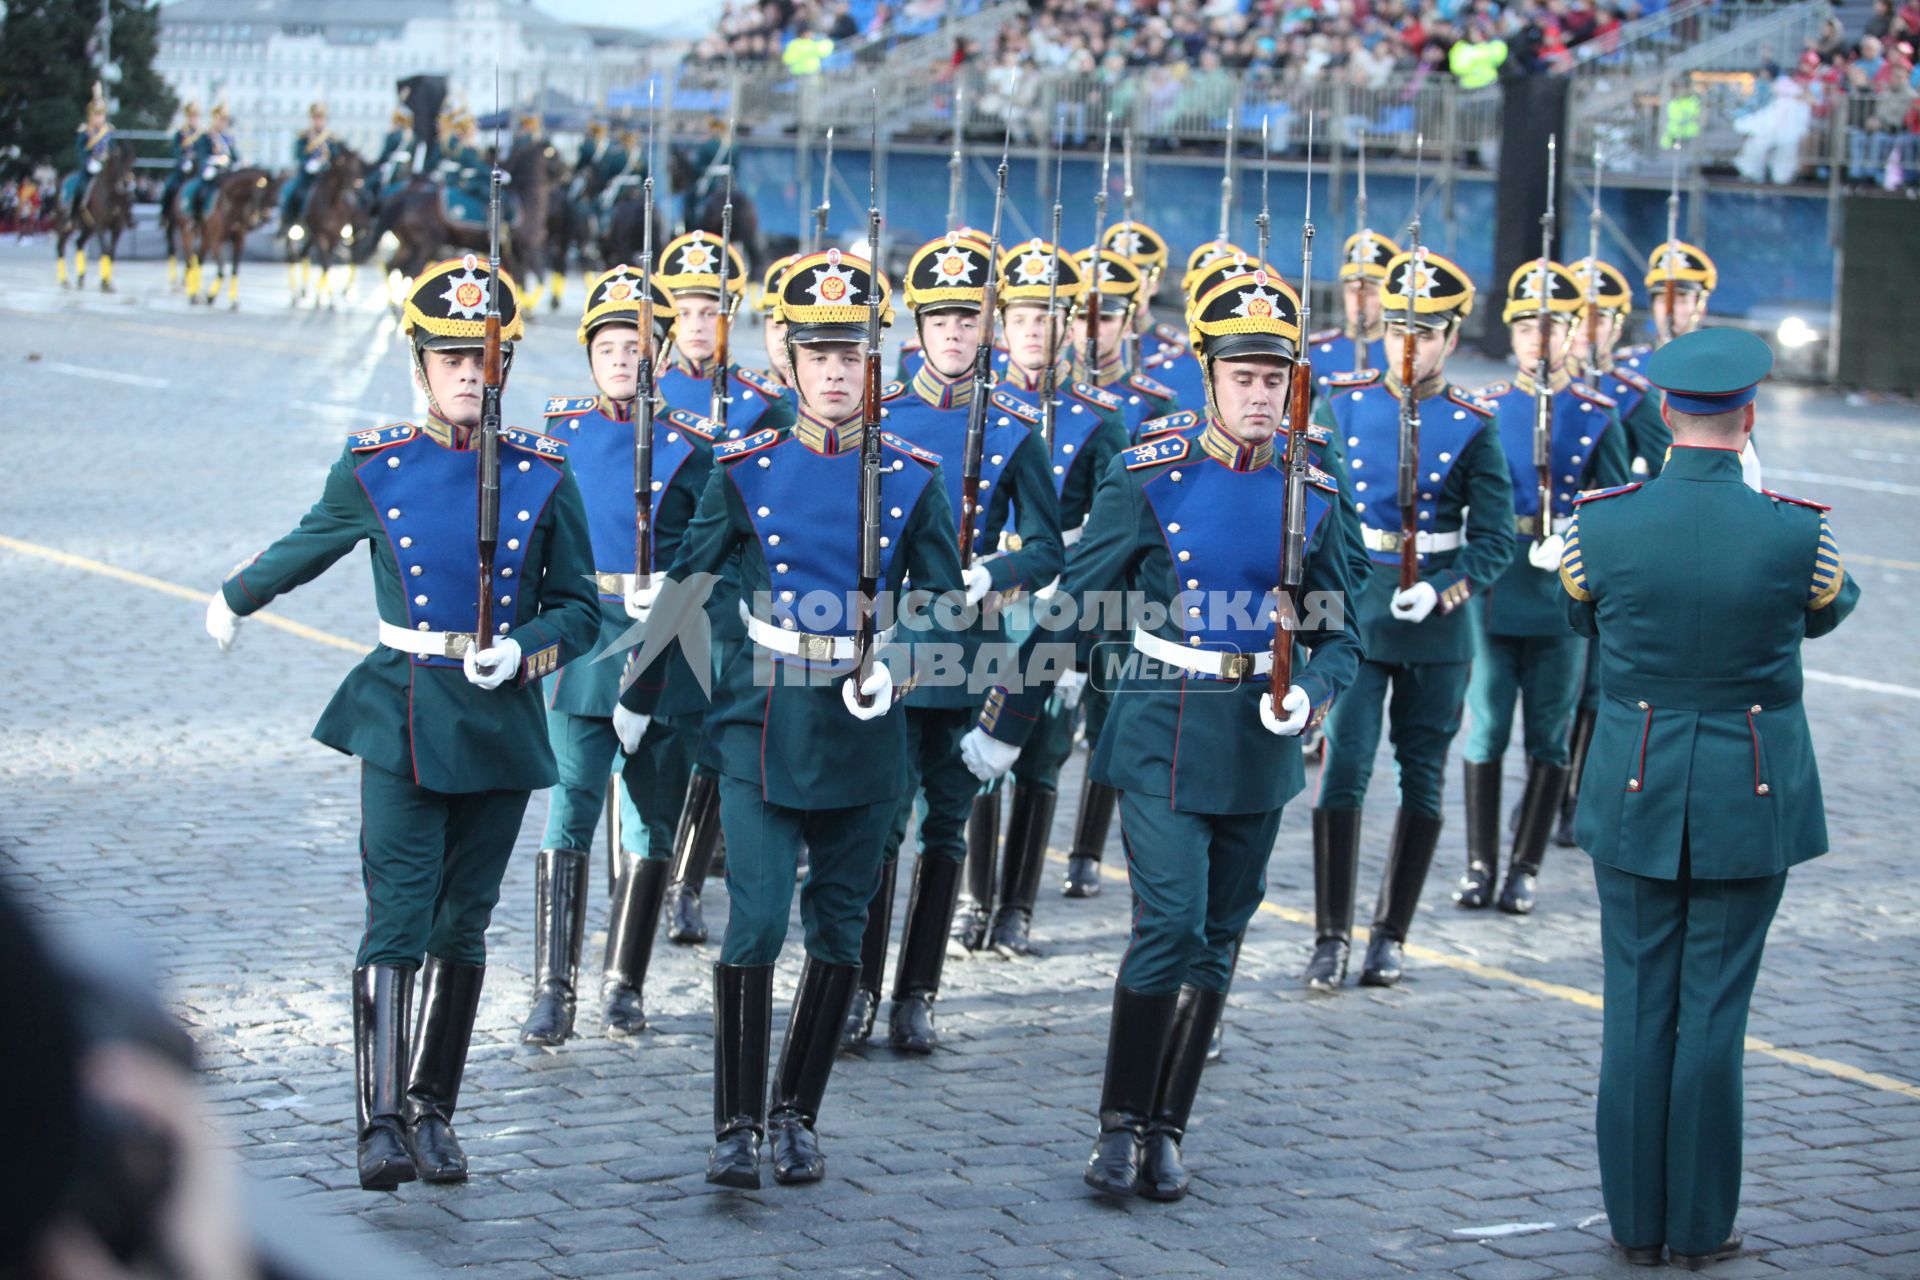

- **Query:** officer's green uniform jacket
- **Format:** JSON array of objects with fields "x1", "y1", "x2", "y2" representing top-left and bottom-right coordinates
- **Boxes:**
[
  {"x1": 1080, "y1": 353, "x2": 1181, "y2": 439},
  {"x1": 980, "y1": 421, "x2": 1368, "y2": 814},
  {"x1": 1561, "y1": 446, "x2": 1860, "y2": 877},
  {"x1": 657, "y1": 357, "x2": 796, "y2": 438},
  {"x1": 1312, "y1": 372, "x2": 1516, "y2": 663},
  {"x1": 221, "y1": 419, "x2": 601, "y2": 794},
  {"x1": 1477, "y1": 372, "x2": 1630, "y2": 637},
  {"x1": 879, "y1": 371, "x2": 1065, "y2": 709},
  {"x1": 537, "y1": 395, "x2": 717, "y2": 719},
  {"x1": 620, "y1": 414, "x2": 965, "y2": 810}
]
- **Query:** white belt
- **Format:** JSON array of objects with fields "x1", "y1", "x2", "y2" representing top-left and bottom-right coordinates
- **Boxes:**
[
  {"x1": 592, "y1": 571, "x2": 650, "y2": 597},
  {"x1": 740, "y1": 604, "x2": 894, "y2": 661},
  {"x1": 379, "y1": 620, "x2": 478, "y2": 658},
  {"x1": 1515, "y1": 514, "x2": 1574, "y2": 537},
  {"x1": 1131, "y1": 627, "x2": 1272, "y2": 680},
  {"x1": 1362, "y1": 527, "x2": 1464, "y2": 554}
]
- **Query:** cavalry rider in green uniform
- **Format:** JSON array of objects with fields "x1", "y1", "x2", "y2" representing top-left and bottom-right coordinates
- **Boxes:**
[
  {"x1": 63, "y1": 85, "x2": 114, "y2": 224},
  {"x1": 1556, "y1": 255, "x2": 1674, "y2": 849},
  {"x1": 616, "y1": 250, "x2": 964, "y2": 1189},
  {"x1": 203, "y1": 260, "x2": 599, "y2": 1190},
  {"x1": 162, "y1": 100, "x2": 203, "y2": 281},
  {"x1": 953, "y1": 240, "x2": 1129, "y2": 958},
  {"x1": 962, "y1": 268, "x2": 1365, "y2": 1200},
  {"x1": 436, "y1": 112, "x2": 494, "y2": 223},
  {"x1": 280, "y1": 101, "x2": 335, "y2": 237},
  {"x1": 1306, "y1": 230, "x2": 1399, "y2": 396},
  {"x1": 599, "y1": 126, "x2": 649, "y2": 213},
  {"x1": 1559, "y1": 328, "x2": 1858, "y2": 1269},
  {"x1": 183, "y1": 103, "x2": 238, "y2": 223},
  {"x1": 516, "y1": 268, "x2": 723, "y2": 1047},
  {"x1": 1307, "y1": 250, "x2": 1514, "y2": 990},
  {"x1": 1458, "y1": 262, "x2": 1628, "y2": 918},
  {"x1": 681, "y1": 115, "x2": 733, "y2": 230},
  {"x1": 373, "y1": 106, "x2": 428, "y2": 204},
  {"x1": 655, "y1": 230, "x2": 794, "y2": 437},
  {"x1": 841, "y1": 233, "x2": 1066, "y2": 1055}
]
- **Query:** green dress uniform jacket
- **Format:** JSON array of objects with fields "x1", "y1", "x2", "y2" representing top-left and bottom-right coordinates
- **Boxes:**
[
  {"x1": 221, "y1": 422, "x2": 601, "y2": 794},
  {"x1": 1561, "y1": 446, "x2": 1860, "y2": 877}
]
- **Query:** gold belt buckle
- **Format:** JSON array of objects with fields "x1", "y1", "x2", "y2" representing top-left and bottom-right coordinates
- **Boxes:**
[
  {"x1": 443, "y1": 632, "x2": 476, "y2": 658},
  {"x1": 1516, "y1": 516, "x2": 1540, "y2": 537},
  {"x1": 1374, "y1": 529, "x2": 1403, "y2": 553},
  {"x1": 799, "y1": 633, "x2": 837, "y2": 662},
  {"x1": 1220, "y1": 652, "x2": 1254, "y2": 680}
]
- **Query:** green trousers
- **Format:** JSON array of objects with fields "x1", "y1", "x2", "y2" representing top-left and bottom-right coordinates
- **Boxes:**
[
  {"x1": 1012, "y1": 687, "x2": 1079, "y2": 789},
  {"x1": 1115, "y1": 792, "x2": 1283, "y2": 995},
  {"x1": 1592, "y1": 859, "x2": 1786, "y2": 1254},
  {"x1": 716, "y1": 776, "x2": 895, "y2": 967},
  {"x1": 881, "y1": 706, "x2": 978, "y2": 867},
  {"x1": 1464, "y1": 614, "x2": 1584, "y2": 767},
  {"x1": 539, "y1": 705, "x2": 678, "y2": 857},
  {"x1": 357, "y1": 762, "x2": 530, "y2": 968},
  {"x1": 1317, "y1": 659, "x2": 1470, "y2": 817}
]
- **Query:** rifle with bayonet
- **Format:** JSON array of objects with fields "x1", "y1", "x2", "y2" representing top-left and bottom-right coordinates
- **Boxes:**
[
  {"x1": 1583, "y1": 144, "x2": 1604, "y2": 366},
  {"x1": 852, "y1": 101, "x2": 886, "y2": 709},
  {"x1": 635, "y1": 80, "x2": 659, "y2": 583},
  {"x1": 1217, "y1": 113, "x2": 1235, "y2": 245},
  {"x1": 711, "y1": 106, "x2": 736, "y2": 428},
  {"x1": 1396, "y1": 135, "x2": 1425, "y2": 593},
  {"x1": 1532, "y1": 135, "x2": 1557, "y2": 548},
  {"x1": 476, "y1": 72, "x2": 506, "y2": 650},
  {"x1": 1084, "y1": 112, "x2": 1111, "y2": 380},
  {"x1": 1120, "y1": 127, "x2": 1140, "y2": 370},
  {"x1": 1662, "y1": 141, "x2": 1681, "y2": 343},
  {"x1": 947, "y1": 86, "x2": 965, "y2": 233},
  {"x1": 1355, "y1": 126, "x2": 1371, "y2": 373},
  {"x1": 1271, "y1": 112, "x2": 1312, "y2": 708},
  {"x1": 813, "y1": 126, "x2": 834, "y2": 252},
  {"x1": 1038, "y1": 113, "x2": 1064, "y2": 457},
  {"x1": 958, "y1": 106, "x2": 1013, "y2": 569}
]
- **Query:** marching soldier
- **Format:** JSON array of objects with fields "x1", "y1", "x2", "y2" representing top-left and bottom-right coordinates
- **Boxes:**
[
  {"x1": 961, "y1": 269, "x2": 1364, "y2": 1199},
  {"x1": 953, "y1": 241, "x2": 1129, "y2": 956},
  {"x1": 1307, "y1": 251, "x2": 1515, "y2": 989},
  {"x1": 1132, "y1": 238, "x2": 1241, "y2": 410},
  {"x1": 202, "y1": 260, "x2": 599, "y2": 1190},
  {"x1": 1458, "y1": 263, "x2": 1628, "y2": 917},
  {"x1": 1306, "y1": 230, "x2": 1399, "y2": 394},
  {"x1": 1101, "y1": 219, "x2": 1179, "y2": 371},
  {"x1": 1629, "y1": 239, "x2": 1762, "y2": 492},
  {"x1": 841, "y1": 233, "x2": 1065, "y2": 1053},
  {"x1": 616, "y1": 250, "x2": 964, "y2": 1188},
  {"x1": 280, "y1": 101, "x2": 335, "y2": 236},
  {"x1": 518, "y1": 268, "x2": 721, "y2": 1046},
  {"x1": 1074, "y1": 247, "x2": 1183, "y2": 434},
  {"x1": 655, "y1": 230, "x2": 794, "y2": 437},
  {"x1": 183, "y1": 103, "x2": 237, "y2": 224},
  {"x1": 895, "y1": 227, "x2": 991, "y2": 379},
  {"x1": 758, "y1": 252, "x2": 797, "y2": 384},
  {"x1": 162, "y1": 100, "x2": 203, "y2": 279},
  {"x1": 63, "y1": 84, "x2": 113, "y2": 224},
  {"x1": 1559, "y1": 328, "x2": 1857, "y2": 1268}
]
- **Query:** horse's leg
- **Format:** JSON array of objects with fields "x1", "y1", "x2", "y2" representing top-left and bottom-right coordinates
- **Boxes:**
[
  {"x1": 99, "y1": 229, "x2": 114, "y2": 292},
  {"x1": 55, "y1": 224, "x2": 68, "y2": 285},
  {"x1": 74, "y1": 228, "x2": 88, "y2": 290},
  {"x1": 228, "y1": 236, "x2": 242, "y2": 309}
]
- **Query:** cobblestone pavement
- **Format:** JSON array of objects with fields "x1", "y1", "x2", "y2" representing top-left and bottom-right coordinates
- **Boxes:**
[{"x1": 3, "y1": 245, "x2": 1918, "y2": 1278}]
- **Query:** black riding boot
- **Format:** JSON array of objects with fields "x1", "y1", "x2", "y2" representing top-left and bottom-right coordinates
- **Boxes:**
[
  {"x1": 1084, "y1": 985, "x2": 1182, "y2": 1197},
  {"x1": 1304, "y1": 808, "x2": 1362, "y2": 992},
  {"x1": 1207, "y1": 934, "x2": 1241, "y2": 1061},
  {"x1": 840, "y1": 858, "x2": 896, "y2": 1052},
  {"x1": 602, "y1": 854, "x2": 670, "y2": 1036},
  {"x1": 405, "y1": 956, "x2": 485, "y2": 1183},
  {"x1": 989, "y1": 783, "x2": 1056, "y2": 956},
  {"x1": 769, "y1": 958, "x2": 862, "y2": 1184},
  {"x1": 1500, "y1": 759, "x2": 1570, "y2": 915},
  {"x1": 520, "y1": 848, "x2": 588, "y2": 1045},
  {"x1": 707, "y1": 962, "x2": 774, "y2": 1189},
  {"x1": 889, "y1": 856, "x2": 964, "y2": 1053},
  {"x1": 667, "y1": 771, "x2": 723, "y2": 945},
  {"x1": 1456, "y1": 761, "x2": 1501, "y2": 909},
  {"x1": 952, "y1": 790, "x2": 998, "y2": 953},
  {"x1": 1556, "y1": 706, "x2": 1597, "y2": 848},
  {"x1": 1360, "y1": 810, "x2": 1446, "y2": 987},
  {"x1": 352, "y1": 964, "x2": 416, "y2": 1191},
  {"x1": 1140, "y1": 985, "x2": 1229, "y2": 1201},
  {"x1": 1063, "y1": 780, "x2": 1118, "y2": 898}
]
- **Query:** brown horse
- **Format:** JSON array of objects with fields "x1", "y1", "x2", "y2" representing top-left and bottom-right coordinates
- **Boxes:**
[
  {"x1": 369, "y1": 140, "x2": 553, "y2": 304},
  {"x1": 54, "y1": 143, "x2": 136, "y2": 292},
  {"x1": 187, "y1": 168, "x2": 279, "y2": 308},
  {"x1": 286, "y1": 147, "x2": 369, "y2": 308}
]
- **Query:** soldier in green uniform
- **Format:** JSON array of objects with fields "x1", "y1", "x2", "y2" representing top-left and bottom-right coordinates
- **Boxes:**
[
  {"x1": 182, "y1": 103, "x2": 237, "y2": 224},
  {"x1": 1458, "y1": 262, "x2": 1629, "y2": 918},
  {"x1": 1625, "y1": 241, "x2": 1761, "y2": 490},
  {"x1": 681, "y1": 116, "x2": 732, "y2": 231},
  {"x1": 372, "y1": 106, "x2": 426, "y2": 205},
  {"x1": 1304, "y1": 230, "x2": 1399, "y2": 395},
  {"x1": 962, "y1": 268, "x2": 1365, "y2": 1199},
  {"x1": 1558, "y1": 327, "x2": 1858, "y2": 1269},
  {"x1": 202, "y1": 260, "x2": 599, "y2": 1190},
  {"x1": 841, "y1": 233, "x2": 1065, "y2": 1054},
  {"x1": 280, "y1": 101, "x2": 335, "y2": 236},
  {"x1": 655, "y1": 230, "x2": 794, "y2": 436},
  {"x1": 1100, "y1": 218, "x2": 1179, "y2": 375},
  {"x1": 952, "y1": 240, "x2": 1130, "y2": 957},
  {"x1": 1307, "y1": 251, "x2": 1515, "y2": 989},
  {"x1": 758, "y1": 252, "x2": 797, "y2": 385},
  {"x1": 62, "y1": 85, "x2": 113, "y2": 224},
  {"x1": 515, "y1": 267, "x2": 721, "y2": 1046},
  {"x1": 617, "y1": 249, "x2": 964, "y2": 1188}
]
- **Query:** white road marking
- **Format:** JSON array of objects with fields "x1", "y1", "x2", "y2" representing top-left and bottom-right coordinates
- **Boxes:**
[
  {"x1": 38, "y1": 360, "x2": 168, "y2": 388},
  {"x1": 1805, "y1": 670, "x2": 1920, "y2": 701}
]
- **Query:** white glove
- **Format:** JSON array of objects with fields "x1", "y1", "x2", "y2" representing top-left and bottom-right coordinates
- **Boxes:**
[
  {"x1": 1527, "y1": 532, "x2": 1566, "y2": 572},
  {"x1": 1260, "y1": 684, "x2": 1313, "y2": 736},
  {"x1": 205, "y1": 591, "x2": 242, "y2": 653},
  {"x1": 624, "y1": 578, "x2": 661, "y2": 622},
  {"x1": 461, "y1": 637, "x2": 522, "y2": 690},
  {"x1": 963, "y1": 563, "x2": 993, "y2": 607},
  {"x1": 87, "y1": 159, "x2": 102, "y2": 175},
  {"x1": 1389, "y1": 580, "x2": 1439, "y2": 624},
  {"x1": 960, "y1": 727, "x2": 1021, "y2": 782},
  {"x1": 1740, "y1": 440, "x2": 1763, "y2": 491},
  {"x1": 613, "y1": 703, "x2": 650, "y2": 755},
  {"x1": 304, "y1": 157, "x2": 325, "y2": 174},
  {"x1": 840, "y1": 664, "x2": 894, "y2": 721},
  {"x1": 1055, "y1": 668, "x2": 1087, "y2": 711}
]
